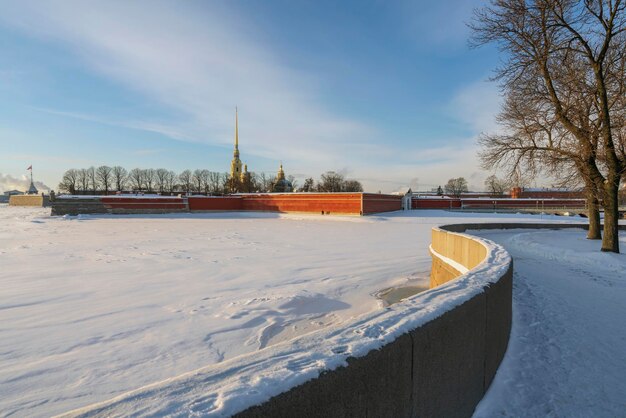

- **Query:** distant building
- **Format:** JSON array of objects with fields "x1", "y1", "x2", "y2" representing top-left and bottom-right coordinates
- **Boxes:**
[
  {"x1": 4, "y1": 190, "x2": 24, "y2": 196},
  {"x1": 229, "y1": 107, "x2": 249, "y2": 184},
  {"x1": 0, "y1": 190, "x2": 24, "y2": 203},
  {"x1": 228, "y1": 107, "x2": 292, "y2": 193},
  {"x1": 27, "y1": 182, "x2": 38, "y2": 195},
  {"x1": 272, "y1": 163, "x2": 293, "y2": 192},
  {"x1": 26, "y1": 166, "x2": 39, "y2": 195}
]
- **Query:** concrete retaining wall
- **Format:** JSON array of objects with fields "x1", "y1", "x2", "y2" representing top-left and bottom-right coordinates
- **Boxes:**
[
  {"x1": 235, "y1": 224, "x2": 513, "y2": 418},
  {"x1": 429, "y1": 227, "x2": 487, "y2": 288},
  {"x1": 9, "y1": 195, "x2": 49, "y2": 207}
]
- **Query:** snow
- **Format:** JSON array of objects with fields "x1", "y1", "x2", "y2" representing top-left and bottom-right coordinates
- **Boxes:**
[
  {"x1": 0, "y1": 204, "x2": 614, "y2": 417},
  {"x1": 429, "y1": 244, "x2": 469, "y2": 274},
  {"x1": 472, "y1": 229, "x2": 626, "y2": 417}
]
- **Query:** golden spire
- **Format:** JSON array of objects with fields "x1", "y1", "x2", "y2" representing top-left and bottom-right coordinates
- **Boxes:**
[
  {"x1": 277, "y1": 161, "x2": 285, "y2": 181},
  {"x1": 234, "y1": 106, "x2": 239, "y2": 158}
]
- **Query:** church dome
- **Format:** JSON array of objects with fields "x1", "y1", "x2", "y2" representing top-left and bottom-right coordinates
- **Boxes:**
[{"x1": 272, "y1": 163, "x2": 293, "y2": 192}]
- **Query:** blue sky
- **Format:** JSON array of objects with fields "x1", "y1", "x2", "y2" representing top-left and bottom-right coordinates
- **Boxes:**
[{"x1": 0, "y1": 0, "x2": 503, "y2": 193}]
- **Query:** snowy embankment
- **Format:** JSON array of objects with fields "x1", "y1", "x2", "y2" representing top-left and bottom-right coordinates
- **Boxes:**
[
  {"x1": 473, "y1": 229, "x2": 626, "y2": 417},
  {"x1": 0, "y1": 205, "x2": 593, "y2": 416}
]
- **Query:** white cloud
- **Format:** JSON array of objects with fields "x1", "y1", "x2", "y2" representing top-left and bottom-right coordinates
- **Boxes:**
[
  {"x1": 0, "y1": 173, "x2": 50, "y2": 193},
  {"x1": 1, "y1": 1, "x2": 373, "y2": 167},
  {"x1": 448, "y1": 79, "x2": 503, "y2": 134}
]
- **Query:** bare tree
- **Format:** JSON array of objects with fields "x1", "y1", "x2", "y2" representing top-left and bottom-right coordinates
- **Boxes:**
[
  {"x1": 77, "y1": 169, "x2": 89, "y2": 193},
  {"x1": 208, "y1": 171, "x2": 222, "y2": 194},
  {"x1": 444, "y1": 177, "x2": 468, "y2": 197},
  {"x1": 178, "y1": 170, "x2": 193, "y2": 194},
  {"x1": 59, "y1": 169, "x2": 78, "y2": 194},
  {"x1": 192, "y1": 169, "x2": 204, "y2": 193},
  {"x1": 300, "y1": 177, "x2": 315, "y2": 192},
  {"x1": 471, "y1": 0, "x2": 626, "y2": 252},
  {"x1": 256, "y1": 172, "x2": 272, "y2": 193},
  {"x1": 343, "y1": 179, "x2": 363, "y2": 192},
  {"x1": 96, "y1": 166, "x2": 112, "y2": 194},
  {"x1": 165, "y1": 170, "x2": 178, "y2": 193},
  {"x1": 478, "y1": 87, "x2": 604, "y2": 239},
  {"x1": 317, "y1": 171, "x2": 345, "y2": 192},
  {"x1": 220, "y1": 172, "x2": 231, "y2": 194},
  {"x1": 87, "y1": 166, "x2": 97, "y2": 194},
  {"x1": 484, "y1": 175, "x2": 510, "y2": 196},
  {"x1": 155, "y1": 168, "x2": 169, "y2": 193},
  {"x1": 112, "y1": 166, "x2": 127, "y2": 192},
  {"x1": 143, "y1": 169, "x2": 156, "y2": 193},
  {"x1": 128, "y1": 168, "x2": 145, "y2": 192},
  {"x1": 199, "y1": 170, "x2": 211, "y2": 194},
  {"x1": 287, "y1": 175, "x2": 298, "y2": 191}
]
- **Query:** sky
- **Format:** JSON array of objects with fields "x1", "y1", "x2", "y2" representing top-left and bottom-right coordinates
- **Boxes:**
[{"x1": 0, "y1": 0, "x2": 506, "y2": 193}]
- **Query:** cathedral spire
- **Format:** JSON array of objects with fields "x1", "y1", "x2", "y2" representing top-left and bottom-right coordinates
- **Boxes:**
[{"x1": 234, "y1": 106, "x2": 239, "y2": 158}]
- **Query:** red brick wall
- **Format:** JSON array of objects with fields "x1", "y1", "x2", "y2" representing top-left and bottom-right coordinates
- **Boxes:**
[
  {"x1": 188, "y1": 196, "x2": 243, "y2": 211},
  {"x1": 87, "y1": 194, "x2": 404, "y2": 215},
  {"x1": 461, "y1": 198, "x2": 585, "y2": 209},
  {"x1": 510, "y1": 187, "x2": 584, "y2": 199},
  {"x1": 101, "y1": 197, "x2": 186, "y2": 210},
  {"x1": 241, "y1": 193, "x2": 363, "y2": 214},
  {"x1": 361, "y1": 193, "x2": 402, "y2": 214},
  {"x1": 413, "y1": 197, "x2": 585, "y2": 209},
  {"x1": 412, "y1": 198, "x2": 462, "y2": 209}
]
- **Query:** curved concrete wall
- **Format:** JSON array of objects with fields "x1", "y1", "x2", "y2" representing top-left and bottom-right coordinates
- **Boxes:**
[
  {"x1": 429, "y1": 227, "x2": 488, "y2": 288},
  {"x1": 234, "y1": 225, "x2": 513, "y2": 418}
]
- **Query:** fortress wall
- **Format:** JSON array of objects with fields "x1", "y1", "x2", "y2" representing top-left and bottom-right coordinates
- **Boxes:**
[
  {"x1": 413, "y1": 196, "x2": 586, "y2": 210},
  {"x1": 187, "y1": 196, "x2": 244, "y2": 211},
  {"x1": 50, "y1": 198, "x2": 109, "y2": 215},
  {"x1": 100, "y1": 197, "x2": 187, "y2": 212},
  {"x1": 412, "y1": 198, "x2": 463, "y2": 209},
  {"x1": 460, "y1": 198, "x2": 585, "y2": 209},
  {"x1": 361, "y1": 193, "x2": 403, "y2": 214},
  {"x1": 50, "y1": 193, "x2": 406, "y2": 216},
  {"x1": 51, "y1": 197, "x2": 187, "y2": 215},
  {"x1": 8, "y1": 195, "x2": 49, "y2": 207},
  {"x1": 240, "y1": 193, "x2": 363, "y2": 215}
]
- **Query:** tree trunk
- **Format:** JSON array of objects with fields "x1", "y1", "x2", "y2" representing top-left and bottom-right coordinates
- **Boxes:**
[
  {"x1": 601, "y1": 178, "x2": 620, "y2": 253},
  {"x1": 586, "y1": 191, "x2": 601, "y2": 240}
]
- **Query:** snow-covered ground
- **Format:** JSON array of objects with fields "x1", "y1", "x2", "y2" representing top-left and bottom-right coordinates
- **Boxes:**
[
  {"x1": 473, "y1": 229, "x2": 626, "y2": 418},
  {"x1": 0, "y1": 204, "x2": 614, "y2": 416}
]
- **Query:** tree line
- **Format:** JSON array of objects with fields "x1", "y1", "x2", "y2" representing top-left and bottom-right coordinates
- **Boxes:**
[
  {"x1": 58, "y1": 166, "x2": 362, "y2": 195},
  {"x1": 471, "y1": 0, "x2": 626, "y2": 253}
]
